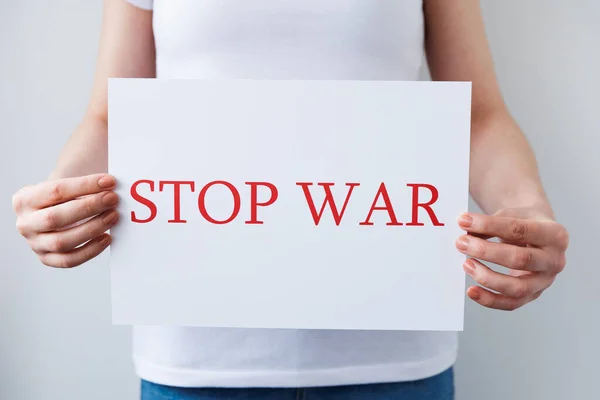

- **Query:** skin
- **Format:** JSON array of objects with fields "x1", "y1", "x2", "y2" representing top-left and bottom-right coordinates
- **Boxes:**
[{"x1": 12, "y1": 0, "x2": 568, "y2": 311}]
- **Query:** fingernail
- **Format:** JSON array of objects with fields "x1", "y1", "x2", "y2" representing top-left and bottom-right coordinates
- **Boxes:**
[
  {"x1": 99, "y1": 235, "x2": 111, "y2": 247},
  {"x1": 102, "y1": 192, "x2": 119, "y2": 207},
  {"x1": 456, "y1": 236, "x2": 469, "y2": 252},
  {"x1": 458, "y1": 214, "x2": 473, "y2": 228},
  {"x1": 468, "y1": 288, "x2": 481, "y2": 300},
  {"x1": 98, "y1": 175, "x2": 116, "y2": 189},
  {"x1": 463, "y1": 259, "x2": 476, "y2": 275},
  {"x1": 103, "y1": 211, "x2": 119, "y2": 225}
]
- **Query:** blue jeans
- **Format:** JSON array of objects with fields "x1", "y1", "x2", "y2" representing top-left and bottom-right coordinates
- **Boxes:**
[{"x1": 141, "y1": 367, "x2": 454, "y2": 400}]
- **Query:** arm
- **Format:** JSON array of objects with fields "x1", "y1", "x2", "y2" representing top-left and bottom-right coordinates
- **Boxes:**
[
  {"x1": 51, "y1": 0, "x2": 155, "y2": 179},
  {"x1": 13, "y1": 0, "x2": 155, "y2": 268},
  {"x1": 424, "y1": 0, "x2": 552, "y2": 218},
  {"x1": 424, "y1": 0, "x2": 569, "y2": 310}
]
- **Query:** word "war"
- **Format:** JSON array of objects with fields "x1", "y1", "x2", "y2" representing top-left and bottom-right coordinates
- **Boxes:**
[{"x1": 130, "y1": 180, "x2": 445, "y2": 227}]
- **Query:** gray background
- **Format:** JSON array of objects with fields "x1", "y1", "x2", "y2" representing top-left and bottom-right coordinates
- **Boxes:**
[{"x1": 1, "y1": 1, "x2": 598, "y2": 399}]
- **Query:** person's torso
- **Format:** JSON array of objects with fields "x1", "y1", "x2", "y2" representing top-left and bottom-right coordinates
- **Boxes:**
[
  {"x1": 133, "y1": 0, "x2": 458, "y2": 388},
  {"x1": 153, "y1": 0, "x2": 425, "y2": 80}
]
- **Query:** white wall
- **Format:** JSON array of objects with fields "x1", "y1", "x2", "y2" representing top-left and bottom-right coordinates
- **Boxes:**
[
  {"x1": 1, "y1": 1, "x2": 598, "y2": 399},
  {"x1": 456, "y1": 1, "x2": 600, "y2": 399}
]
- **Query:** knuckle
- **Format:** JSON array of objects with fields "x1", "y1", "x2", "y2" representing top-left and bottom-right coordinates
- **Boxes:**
[
  {"x1": 509, "y1": 221, "x2": 527, "y2": 241},
  {"x1": 479, "y1": 217, "x2": 490, "y2": 233},
  {"x1": 84, "y1": 196, "x2": 97, "y2": 215},
  {"x1": 57, "y1": 255, "x2": 73, "y2": 269},
  {"x1": 12, "y1": 185, "x2": 34, "y2": 211},
  {"x1": 554, "y1": 254, "x2": 567, "y2": 273},
  {"x1": 476, "y1": 273, "x2": 489, "y2": 289},
  {"x1": 12, "y1": 192, "x2": 24, "y2": 212},
  {"x1": 477, "y1": 278, "x2": 489, "y2": 289},
  {"x1": 512, "y1": 249, "x2": 533, "y2": 270},
  {"x1": 83, "y1": 222, "x2": 96, "y2": 238},
  {"x1": 81, "y1": 175, "x2": 93, "y2": 191},
  {"x1": 471, "y1": 241, "x2": 486, "y2": 259},
  {"x1": 29, "y1": 238, "x2": 46, "y2": 255},
  {"x1": 478, "y1": 294, "x2": 494, "y2": 308},
  {"x1": 41, "y1": 211, "x2": 58, "y2": 230},
  {"x1": 48, "y1": 182, "x2": 64, "y2": 203},
  {"x1": 15, "y1": 218, "x2": 28, "y2": 236},
  {"x1": 476, "y1": 289, "x2": 494, "y2": 307},
  {"x1": 513, "y1": 282, "x2": 530, "y2": 299},
  {"x1": 49, "y1": 235, "x2": 67, "y2": 253}
]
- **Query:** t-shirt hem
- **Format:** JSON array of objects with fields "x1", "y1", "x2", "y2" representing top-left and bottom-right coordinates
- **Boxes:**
[
  {"x1": 126, "y1": 0, "x2": 153, "y2": 11},
  {"x1": 133, "y1": 347, "x2": 457, "y2": 388}
]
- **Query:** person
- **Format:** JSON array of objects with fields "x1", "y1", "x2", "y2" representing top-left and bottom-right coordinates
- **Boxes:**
[{"x1": 11, "y1": 1, "x2": 569, "y2": 399}]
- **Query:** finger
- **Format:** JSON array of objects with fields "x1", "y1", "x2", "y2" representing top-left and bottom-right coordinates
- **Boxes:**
[
  {"x1": 463, "y1": 259, "x2": 554, "y2": 298},
  {"x1": 33, "y1": 210, "x2": 119, "y2": 253},
  {"x1": 20, "y1": 174, "x2": 116, "y2": 210},
  {"x1": 458, "y1": 213, "x2": 556, "y2": 248},
  {"x1": 456, "y1": 234, "x2": 551, "y2": 272},
  {"x1": 38, "y1": 234, "x2": 112, "y2": 268},
  {"x1": 23, "y1": 191, "x2": 118, "y2": 234},
  {"x1": 466, "y1": 285, "x2": 541, "y2": 311}
]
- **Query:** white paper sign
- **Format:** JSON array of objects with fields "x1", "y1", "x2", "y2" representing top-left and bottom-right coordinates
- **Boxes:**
[{"x1": 108, "y1": 79, "x2": 471, "y2": 331}]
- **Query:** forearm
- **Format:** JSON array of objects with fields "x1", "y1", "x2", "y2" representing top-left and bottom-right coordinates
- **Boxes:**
[
  {"x1": 50, "y1": 113, "x2": 108, "y2": 180},
  {"x1": 469, "y1": 111, "x2": 554, "y2": 219},
  {"x1": 422, "y1": 0, "x2": 553, "y2": 219},
  {"x1": 48, "y1": 0, "x2": 154, "y2": 181}
]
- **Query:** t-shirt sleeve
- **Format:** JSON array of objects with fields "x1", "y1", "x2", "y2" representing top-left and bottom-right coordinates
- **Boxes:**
[{"x1": 127, "y1": 0, "x2": 153, "y2": 10}]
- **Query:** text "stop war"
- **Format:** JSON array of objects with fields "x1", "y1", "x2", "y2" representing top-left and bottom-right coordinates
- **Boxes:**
[{"x1": 130, "y1": 180, "x2": 445, "y2": 227}]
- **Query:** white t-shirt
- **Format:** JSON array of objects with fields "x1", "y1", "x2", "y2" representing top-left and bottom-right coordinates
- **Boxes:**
[{"x1": 127, "y1": 0, "x2": 458, "y2": 388}]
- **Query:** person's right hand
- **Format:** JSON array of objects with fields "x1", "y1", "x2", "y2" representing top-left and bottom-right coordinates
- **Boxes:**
[{"x1": 12, "y1": 173, "x2": 119, "y2": 268}]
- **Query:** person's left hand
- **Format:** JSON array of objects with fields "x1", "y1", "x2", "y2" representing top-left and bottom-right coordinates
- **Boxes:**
[{"x1": 456, "y1": 208, "x2": 569, "y2": 311}]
